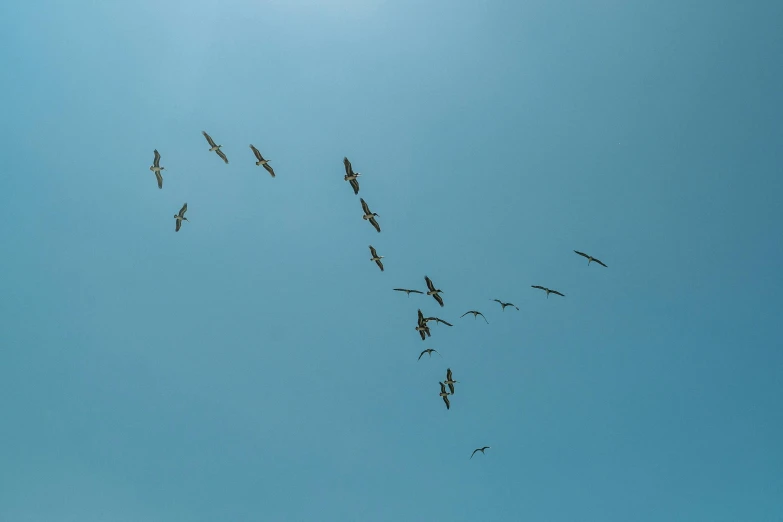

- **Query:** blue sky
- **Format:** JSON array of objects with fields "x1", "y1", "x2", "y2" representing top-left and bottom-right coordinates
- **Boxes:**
[{"x1": 1, "y1": 0, "x2": 782, "y2": 520}]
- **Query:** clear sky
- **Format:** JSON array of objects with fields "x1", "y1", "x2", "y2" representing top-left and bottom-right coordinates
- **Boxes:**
[{"x1": 1, "y1": 1, "x2": 781, "y2": 520}]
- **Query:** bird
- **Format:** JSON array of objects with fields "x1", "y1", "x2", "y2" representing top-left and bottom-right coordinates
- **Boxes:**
[
  {"x1": 461, "y1": 310, "x2": 489, "y2": 324},
  {"x1": 149, "y1": 149, "x2": 164, "y2": 189},
  {"x1": 470, "y1": 446, "x2": 491, "y2": 459},
  {"x1": 418, "y1": 348, "x2": 441, "y2": 360},
  {"x1": 394, "y1": 288, "x2": 424, "y2": 296},
  {"x1": 174, "y1": 203, "x2": 188, "y2": 232},
  {"x1": 249, "y1": 145, "x2": 275, "y2": 177},
  {"x1": 492, "y1": 299, "x2": 519, "y2": 311},
  {"x1": 424, "y1": 276, "x2": 444, "y2": 307},
  {"x1": 343, "y1": 157, "x2": 360, "y2": 195},
  {"x1": 202, "y1": 131, "x2": 228, "y2": 163},
  {"x1": 360, "y1": 198, "x2": 381, "y2": 233},
  {"x1": 439, "y1": 382, "x2": 451, "y2": 410},
  {"x1": 424, "y1": 317, "x2": 453, "y2": 327},
  {"x1": 369, "y1": 245, "x2": 384, "y2": 271},
  {"x1": 531, "y1": 285, "x2": 565, "y2": 298},
  {"x1": 574, "y1": 250, "x2": 608, "y2": 267},
  {"x1": 415, "y1": 309, "x2": 431, "y2": 340},
  {"x1": 444, "y1": 368, "x2": 459, "y2": 395}
]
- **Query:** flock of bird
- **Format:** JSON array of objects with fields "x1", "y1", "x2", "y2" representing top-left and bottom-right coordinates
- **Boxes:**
[{"x1": 146, "y1": 133, "x2": 609, "y2": 461}]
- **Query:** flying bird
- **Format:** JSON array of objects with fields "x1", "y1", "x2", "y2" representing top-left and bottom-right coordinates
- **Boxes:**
[
  {"x1": 394, "y1": 288, "x2": 424, "y2": 296},
  {"x1": 444, "y1": 368, "x2": 459, "y2": 395},
  {"x1": 418, "y1": 348, "x2": 441, "y2": 360},
  {"x1": 343, "y1": 157, "x2": 360, "y2": 195},
  {"x1": 249, "y1": 145, "x2": 275, "y2": 177},
  {"x1": 360, "y1": 198, "x2": 381, "y2": 233},
  {"x1": 368, "y1": 245, "x2": 384, "y2": 271},
  {"x1": 423, "y1": 317, "x2": 453, "y2": 327},
  {"x1": 492, "y1": 299, "x2": 519, "y2": 311},
  {"x1": 574, "y1": 250, "x2": 608, "y2": 267},
  {"x1": 531, "y1": 285, "x2": 565, "y2": 298},
  {"x1": 149, "y1": 149, "x2": 164, "y2": 189},
  {"x1": 439, "y1": 382, "x2": 451, "y2": 410},
  {"x1": 424, "y1": 276, "x2": 444, "y2": 307},
  {"x1": 415, "y1": 309, "x2": 431, "y2": 340},
  {"x1": 174, "y1": 203, "x2": 188, "y2": 232},
  {"x1": 470, "y1": 446, "x2": 491, "y2": 459},
  {"x1": 461, "y1": 310, "x2": 489, "y2": 324},
  {"x1": 202, "y1": 131, "x2": 228, "y2": 163}
]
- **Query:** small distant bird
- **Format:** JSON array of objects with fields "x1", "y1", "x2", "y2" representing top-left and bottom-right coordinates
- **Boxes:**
[
  {"x1": 174, "y1": 203, "x2": 188, "y2": 232},
  {"x1": 439, "y1": 382, "x2": 451, "y2": 410},
  {"x1": 461, "y1": 310, "x2": 489, "y2": 324},
  {"x1": 360, "y1": 198, "x2": 381, "y2": 233},
  {"x1": 424, "y1": 317, "x2": 453, "y2": 327},
  {"x1": 202, "y1": 131, "x2": 228, "y2": 163},
  {"x1": 149, "y1": 149, "x2": 164, "y2": 189},
  {"x1": 415, "y1": 309, "x2": 431, "y2": 340},
  {"x1": 470, "y1": 446, "x2": 491, "y2": 459},
  {"x1": 531, "y1": 285, "x2": 565, "y2": 298},
  {"x1": 394, "y1": 288, "x2": 424, "y2": 296},
  {"x1": 492, "y1": 299, "x2": 519, "y2": 311},
  {"x1": 424, "y1": 276, "x2": 444, "y2": 307},
  {"x1": 343, "y1": 157, "x2": 361, "y2": 195},
  {"x1": 574, "y1": 250, "x2": 608, "y2": 267},
  {"x1": 418, "y1": 348, "x2": 441, "y2": 360},
  {"x1": 249, "y1": 144, "x2": 275, "y2": 177},
  {"x1": 444, "y1": 368, "x2": 459, "y2": 395},
  {"x1": 369, "y1": 245, "x2": 384, "y2": 271}
]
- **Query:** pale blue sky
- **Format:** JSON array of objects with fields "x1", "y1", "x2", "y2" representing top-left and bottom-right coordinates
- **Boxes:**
[{"x1": 1, "y1": 1, "x2": 782, "y2": 521}]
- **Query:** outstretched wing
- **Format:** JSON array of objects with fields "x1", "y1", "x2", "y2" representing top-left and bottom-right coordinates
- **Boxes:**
[
  {"x1": 369, "y1": 217, "x2": 381, "y2": 233},
  {"x1": 443, "y1": 395, "x2": 450, "y2": 410},
  {"x1": 175, "y1": 219, "x2": 182, "y2": 232},
  {"x1": 216, "y1": 149, "x2": 229, "y2": 164},
  {"x1": 360, "y1": 198, "x2": 370, "y2": 215},
  {"x1": 349, "y1": 178, "x2": 359, "y2": 194},
  {"x1": 478, "y1": 312, "x2": 489, "y2": 323},
  {"x1": 470, "y1": 449, "x2": 480, "y2": 459},
  {"x1": 433, "y1": 293, "x2": 444, "y2": 307},
  {"x1": 460, "y1": 311, "x2": 471, "y2": 318},
  {"x1": 552, "y1": 290, "x2": 565, "y2": 297},
  {"x1": 153, "y1": 149, "x2": 161, "y2": 168},
  {"x1": 343, "y1": 157, "x2": 354, "y2": 177},
  {"x1": 263, "y1": 162, "x2": 275, "y2": 177},
  {"x1": 155, "y1": 170, "x2": 163, "y2": 189},
  {"x1": 531, "y1": 285, "x2": 546, "y2": 291},
  {"x1": 202, "y1": 131, "x2": 217, "y2": 147},
  {"x1": 179, "y1": 203, "x2": 188, "y2": 217},
  {"x1": 574, "y1": 250, "x2": 590, "y2": 259},
  {"x1": 369, "y1": 245, "x2": 378, "y2": 257},
  {"x1": 250, "y1": 144, "x2": 262, "y2": 161},
  {"x1": 425, "y1": 276, "x2": 435, "y2": 292},
  {"x1": 418, "y1": 350, "x2": 426, "y2": 360},
  {"x1": 594, "y1": 258, "x2": 608, "y2": 267},
  {"x1": 376, "y1": 259, "x2": 384, "y2": 271}
]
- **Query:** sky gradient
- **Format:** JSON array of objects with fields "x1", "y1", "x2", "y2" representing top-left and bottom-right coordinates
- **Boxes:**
[{"x1": 1, "y1": 1, "x2": 782, "y2": 520}]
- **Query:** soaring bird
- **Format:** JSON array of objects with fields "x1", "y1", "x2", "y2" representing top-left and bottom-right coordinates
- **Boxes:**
[
  {"x1": 418, "y1": 348, "x2": 441, "y2": 360},
  {"x1": 424, "y1": 276, "x2": 444, "y2": 307},
  {"x1": 531, "y1": 285, "x2": 565, "y2": 298},
  {"x1": 368, "y1": 245, "x2": 384, "y2": 272},
  {"x1": 574, "y1": 250, "x2": 608, "y2": 267},
  {"x1": 174, "y1": 203, "x2": 188, "y2": 232},
  {"x1": 492, "y1": 299, "x2": 519, "y2": 311},
  {"x1": 202, "y1": 131, "x2": 228, "y2": 163},
  {"x1": 461, "y1": 310, "x2": 489, "y2": 323},
  {"x1": 149, "y1": 149, "x2": 164, "y2": 189},
  {"x1": 423, "y1": 317, "x2": 453, "y2": 327},
  {"x1": 360, "y1": 198, "x2": 381, "y2": 233},
  {"x1": 249, "y1": 144, "x2": 275, "y2": 177},
  {"x1": 415, "y1": 309, "x2": 431, "y2": 340},
  {"x1": 394, "y1": 288, "x2": 424, "y2": 296},
  {"x1": 343, "y1": 157, "x2": 360, "y2": 195},
  {"x1": 470, "y1": 446, "x2": 491, "y2": 459},
  {"x1": 439, "y1": 382, "x2": 451, "y2": 410},
  {"x1": 444, "y1": 368, "x2": 459, "y2": 395}
]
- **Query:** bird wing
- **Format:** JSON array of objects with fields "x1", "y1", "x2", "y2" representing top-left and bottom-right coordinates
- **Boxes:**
[
  {"x1": 418, "y1": 309, "x2": 424, "y2": 323},
  {"x1": 155, "y1": 170, "x2": 163, "y2": 189},
  {"x1": 460, "y1": 311, "x2": 471, "y2": 318},
  {"x1": 216, "y1": 149, "x2": 229, "y2": 164},
  {"x1": 349, "y1": 178, "x2": 359, "y2": 194},
  {"x1": 433, "y1": 350, "x2": 441, "y2": 357},
  {"x1": 263, "y1": 163, "x2": 275, "y2": 177},
  {"x1": 446, "y1": 368, "x2": 453, "y2": 381},
  {"x1": 369, "y1": 217, "x2": 381, "y2": 233},
  {"x1": 250, "y1": 144, "x2": 262, "y2": 161},
  {"x1": 439, "y1": 382, "x2": 447, "y2": 394},
  {"x1": 448, "y1": 381, "x2": 455, "y2": 394},
  {"x1": 175, "y1": 219, "x2": 181, "y2": 232},
  {"x1": 424, "y1": 276, "x2": 435, "y2": 292},
  {"x1": 202, "y1": 131, "x2": 216, "y2": 147},
  {"x1": 418, "y1": 350, "x2": 426, "y2": 360},
  {"x1": 595, "y1": 258, "x2": 608, "y2": 267},
  {"x1": 376, "y1": 259, "x2": 384, "y2": 271},
  {"x1": 360, "y1": 198, "x2": 370, "y2": 214},
  {"x1": 479, "y1": 313, "x2": 489, "y2": 323},
  {"x1": 433, "y1": 293, "x2": 444, "y2": 307},
  {"x1": 409, "y1": 290, "x2": 423, "y2": 294},
  {"x1": 532, "y1": 285, "x2": 546, "y2": 291},
  {"x1": 369, "y1": 245, "x2": 378, "y2": 257},
  {"x1": 493, "y1": 299, "x2": 502, "y2": 304},
  {"x1": 394, "y1": 288, "x2": 409, "y2": 293},
  {"x1": 552, "y1": 290, "x2": 565, "y2": 297},
  {"x1": 343, "y1": 157, "x2": 354, "y2": 177},
  {"x1": 153, "y1": 149, "x2": 161, "y2": 168},
  {"x1": 574, "y1": 250, "x2": 589, "y2": 259},
  {"x1": 443, "y1": 395, "x2": 450, "y2": 409},
  {"x1": 470, "y1": 449, "x2": 480, "y2": 459},
  {"x1": 419, "y1": 329, "x2": 426, "y2": 341},
  {"x1": 179, "y1": 203, "x2": 188, "y2": 217}
]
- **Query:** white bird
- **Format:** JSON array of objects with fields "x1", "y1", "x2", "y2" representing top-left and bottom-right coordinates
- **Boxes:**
[
  {"x1": 368, "y1": 245, "x2": 384, "y2": 271},
  {"x1": 574, "y1": 250, "x2": 608, "y2": 267},
  {"x1": 149, "y1": 149, "x2": 164, "y2": 189},
  {"x1": 360, "y1": 198, "x2": 381, "y2": 233},
  {"x1": 174, "y1": 203, "x2": 188, "y2": 232},
  {"x1": 439, "y1": 382, "x2": 451, "y2": 410},
  {"x1": 344, "y1": 157, "x2": 360, "y2": 195},
  {"x1": 492, "y1": 299, "x2": 519, "y2": 311},
  {"x1": 250, "y1": 144, "x2": 275, "y2": 177},
  {"x1": 470, "y1": 446, "x2": 491, "y2": 459},
  {"x1": 531, "y1": 285, "x2": 565, "y2": 298},
  {"x1": 202, "y1": 131, "x2": 228, "y2": 164},
  {"x1": 418, "y1": 348, "x2": 441, "y2": 360}
]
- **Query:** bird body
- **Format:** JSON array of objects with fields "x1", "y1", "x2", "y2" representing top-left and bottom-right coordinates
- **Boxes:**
[
  {"x1": 343, "y1": 157, "x2": 361, "y2": 194},
  {"x1": 470, "y1": 446, "x2": 491, "y2": 459},
  {"x1": 202, "y1": 131, "x2": 228, "y2": 163},
  {"x1": 424, "y1": 276, "x2": 444, "y2": 307},
  {"x1": 360, "y1": 198, "x2": 381, "y2": 232},
  {"x1": 250, "y1": 144, "x2": 275, "y2": 177},
  {"x1": 149, "y1": 149, "x2": 164, "y2": 189},
  {"x1": 174, "y1": 203, "x2": 188, "y2": 232},
  {"x1": 369, "y1": 245, "x2": 384, "y2": 271}
]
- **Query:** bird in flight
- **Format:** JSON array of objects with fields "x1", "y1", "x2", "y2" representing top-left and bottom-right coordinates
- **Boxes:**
[
  {"x1": 444, "y1": 368, "x2": 459, "y2": 395},
  {"x1": 202, "y1": 131, "x2": 228, "y2": 164},
  {"x1": 343, "y1": 157, "x2": 361, "y2": 195},
  {"x1": 492, "y1": 299, "x2": 519, "y2": 311},
  {"x1": 424, "y1": 276, "x2": 444, "y2": 307},
  {"x1": 249, "y1": 145, "x2": 275, "y2": 177},
  {"x1": 461, "y1": 310, "x2": 489, "y2": 323},
  {"x1": 394, "y1": 288, "x2": 424, "y2": 296},
  {"x1": 415, "y1": 309, "x2": 431, "y2": 341},
  {"x1": 423, "y1": 316, "x2": 453, "y2": 327},
  {"x1": 360, "y1": 198, "x2": 381, "y2": 233},
  {"x1": 531, "y1": 285, "x2": 565, "y2": 298},
  {"x1": 439, "y1": 382, "x2": 451, "y2": 410},
  {"x1": 174, "y1": 203, "x2": 188, "y2": 232},
  {"x1": 574, "y1": 250, "x2": 608, "y2": 267},
  {"x1": 149, "y1": 149, "x2": 164, "y2": 189},
  {"x1": 418, "y1": 348, "x2": 441, "y2": 360},
  {"x1": 470, "y1": 446, "x2": 491, "y2": 459},
  {"x1": 368, "y1": 245, "x2": 384, "y2": 272}
]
